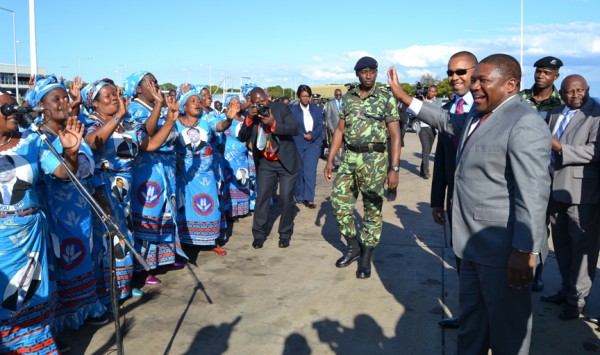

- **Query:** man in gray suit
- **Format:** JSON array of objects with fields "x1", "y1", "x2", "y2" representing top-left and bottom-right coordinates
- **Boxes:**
[
  {"x1": 388, "y1": 54, "x2": 551, "y2": 354},
  {"x1": 325, "y1": 89, "x2": 343, "y2": 169},
  {"x1": 541, "y1": 75, "x2": 600, "y2": 320}
]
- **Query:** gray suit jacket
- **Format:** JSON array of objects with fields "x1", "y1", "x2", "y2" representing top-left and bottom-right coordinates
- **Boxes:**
[
  {"x1": 548, "y1": 99, "x2": 600, "y2": 205},
  {"x1": 419, "y1": 96, "x2": 551, "y2": 267},
  {"x1": 324, "y1": 99, "x2": 341, "y2": 131}
]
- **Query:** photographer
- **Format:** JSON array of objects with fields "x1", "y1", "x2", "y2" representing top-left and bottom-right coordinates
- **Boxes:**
[{"x1": 238, "y1": 87, "x2": 300, "y2": 249}]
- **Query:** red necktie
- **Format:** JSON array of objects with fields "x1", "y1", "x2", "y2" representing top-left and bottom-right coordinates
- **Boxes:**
[
  {"x1": 456, "y1": 98, "x2": 465, "y2": 114},
  {"x1": 450, "y1": 98, "x2": 466, "y2": 148},
  {"x1": 463, "y1": 112, "x2": 491, "y2": 147}
]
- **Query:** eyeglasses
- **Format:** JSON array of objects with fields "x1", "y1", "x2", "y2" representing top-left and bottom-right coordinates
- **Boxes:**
[
  {"x1": 564, "y1": 88, "x2": 587, "y2": 96},
  {"x1": 446, "y1": 67, "x2": 474, "y2": 77}
]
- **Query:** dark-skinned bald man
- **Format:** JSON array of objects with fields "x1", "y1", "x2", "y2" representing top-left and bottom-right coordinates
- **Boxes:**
[{"x1": 238, "y1": 87, "x2": 300, "y2": 249}]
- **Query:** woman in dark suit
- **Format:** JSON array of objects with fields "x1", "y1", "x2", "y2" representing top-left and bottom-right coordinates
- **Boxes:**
[{"x1": 290, "y1": 85, "x2": 324, "y2": 208}]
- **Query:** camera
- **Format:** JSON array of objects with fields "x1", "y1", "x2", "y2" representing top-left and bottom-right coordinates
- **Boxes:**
[
  {"x1": 345, "y1": 82, "x2": 359, "y2": 91},
  {"x1": 415, "y1": 82, "x2": 427, "y2": 100},
  {"x1": 256, "y1": 103, "x2": 270, "y2": 117}
]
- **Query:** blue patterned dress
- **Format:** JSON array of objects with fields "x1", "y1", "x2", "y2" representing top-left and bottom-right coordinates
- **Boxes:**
[
  {"x1": 175, "y1": 118, "x2": 222, "y2": 245},
  {"x1": 38, "y1": 132, "x2": 106, "y2": 331},
  {"x1": 222, "y1": 118, "x2": 251, "y2": 218},
  {"x1": 81, "y1": 114, "x2": 139, "y2": 304},
  {"x1": 0, "y1": 132, "x2": 64, "y2": 355},
  {"x1": 128, "y1": 99, "x2": 183, "y2": 269}
]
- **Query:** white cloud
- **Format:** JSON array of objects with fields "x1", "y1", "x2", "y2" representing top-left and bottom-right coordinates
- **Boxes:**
[{"x1": 275, "y1": 22, "x2": 599, "y2": 92}]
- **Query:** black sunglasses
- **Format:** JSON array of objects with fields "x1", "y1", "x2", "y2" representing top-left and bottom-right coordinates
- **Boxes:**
[{"x1": 446, "y1": 67, "x2": 474, "y2": 76}]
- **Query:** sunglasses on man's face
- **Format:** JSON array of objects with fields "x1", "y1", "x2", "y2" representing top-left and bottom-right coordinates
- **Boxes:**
[{"x1": 446, "y1": 67, "x2": 474, "y2": 77}]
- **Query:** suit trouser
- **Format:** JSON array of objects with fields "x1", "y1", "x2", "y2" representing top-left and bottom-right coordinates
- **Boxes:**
[
  {"x1": 458, "y1": 260, "x2": 532, "y2": 355},
  {"x1": 295, "y1": 143, "x2": 320, "y2": 202},
  {"x1": 418, "y1": 127, "x2": 436, "y2": 175},
  {"x1": 548, "y1": 199, "x2": 600, "y2": 308},
  {"x1": 252, "y1": 159, "x2": 299, "y2": 241}
]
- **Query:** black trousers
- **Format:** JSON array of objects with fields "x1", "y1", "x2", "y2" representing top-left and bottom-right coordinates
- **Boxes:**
[
  {"x1": 252, "y1": 158, "x2": 299, "y2": 241},
  {"x1": 418, "y1": 126, "x2": 436, "y2": 175}
]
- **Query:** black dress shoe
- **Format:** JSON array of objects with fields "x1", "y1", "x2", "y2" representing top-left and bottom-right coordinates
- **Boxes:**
[
  {"x1": 252, "y1": 239, "x2": 265, "y2": 249},
  {"x1": 584, "y1": 315, "x2": 599, "y2": 325},
  {"x1": 540, "y1": 292, "x2": 567, "y2": 304},
  {"x1": 438, "y1": 316, "x2": 460, "y2": 328},
  {"x1": 559, "y1": 304, "x2": 583, "y2": 320},
  {"x1": 531, "y1": 279, "x2": 544, "y2": 292},
  {"x1": 278, "y1": 239, "x2": 290, "y2": 248}
]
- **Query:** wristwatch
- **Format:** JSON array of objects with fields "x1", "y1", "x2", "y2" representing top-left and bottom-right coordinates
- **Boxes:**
[{"x1": 390, "y1": 165, "x2": 399, "y2": 172}]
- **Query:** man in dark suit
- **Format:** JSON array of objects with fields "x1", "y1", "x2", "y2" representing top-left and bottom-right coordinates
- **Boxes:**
[
  {"x1": 388, "y1": 54, "x2": 551, "y2": 354},
  {"x1": 112, "y1": 177, "x2": 128, "y2": 203},
  {"x1": 541, "y1": 75, "x2": 600, "y2": 320},
  {"x1": 325, "y1": 89, "x2": 343, "y2": 168},
  {"x1": 0, "y1": 155, "x2": 31, "y2": 205},
  {"x1": 238, "y1": 87, "x2": 300, "y2": 249},
  {"x1": 429, "y1": 51, "x2": 478, "y2": 328}
]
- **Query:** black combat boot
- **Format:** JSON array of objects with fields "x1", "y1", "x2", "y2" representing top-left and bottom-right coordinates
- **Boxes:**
[
  {"x1": 356, "y1": 246, "x2": 374, "y2": 279},
  {"x1": 335, "y1": 236, "x2": 360, "y2": 268}
]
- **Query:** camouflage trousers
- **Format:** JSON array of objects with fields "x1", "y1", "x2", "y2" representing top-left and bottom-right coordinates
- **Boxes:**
[{"x1": 331, "y1": 150, "x2": 387, "y2": 247}]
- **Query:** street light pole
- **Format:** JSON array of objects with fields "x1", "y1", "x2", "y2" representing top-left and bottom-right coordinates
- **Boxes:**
[
  {"x1": 520, "y1": 0, "x2": 525, "y2": 88},
  {"x1": 0, "y1": 7, "x2": 19, "y2": 102}
]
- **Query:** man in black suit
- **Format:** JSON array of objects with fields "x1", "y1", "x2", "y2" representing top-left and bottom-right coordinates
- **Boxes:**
[
  {"x1": 429, "y1": 52, "x2": 478, "y2": 328},
  {"x1": 112, "y1": 177, "x2": 128, "y2": 203},
  {"x1": 0, "y1": 155, "x2": 31, "y2": 205},
  {"x1": 238, "y1": 87, "x2": 300, "y2": 249}
]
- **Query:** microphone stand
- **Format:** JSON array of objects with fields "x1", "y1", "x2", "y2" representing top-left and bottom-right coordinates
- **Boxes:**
[{"x1": 21, "y1": 114, "x2": 149, "y2": 355}]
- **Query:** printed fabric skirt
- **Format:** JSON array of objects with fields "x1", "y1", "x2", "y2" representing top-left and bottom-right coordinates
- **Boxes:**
[
  {"x1": 0, "y1": 211, "x2": 58, "y2": 354},
  {"x1": 92, "y1": 170, "x2": 135, "y2": 305},
  {"x1": 131, "y1": 152, "x2": 185, "y2": 270}
]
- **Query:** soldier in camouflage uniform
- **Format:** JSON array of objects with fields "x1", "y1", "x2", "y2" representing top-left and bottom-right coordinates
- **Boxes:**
[
  {"x1": 519, "y1": 56, "x2": 563, "y2": 120},
  {"x1": 324, "y1": 56, "x2": 401, "y2": 279}
]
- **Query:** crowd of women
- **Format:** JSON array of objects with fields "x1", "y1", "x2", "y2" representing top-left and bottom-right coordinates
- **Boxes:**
[{"x1": 0, "y1": 70, "x2": 326, "y2": 353}]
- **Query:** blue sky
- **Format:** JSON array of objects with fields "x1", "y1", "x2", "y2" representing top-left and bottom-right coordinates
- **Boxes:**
[{"x1": 1, "y1": 0, "x2": 599, "y2": 96}]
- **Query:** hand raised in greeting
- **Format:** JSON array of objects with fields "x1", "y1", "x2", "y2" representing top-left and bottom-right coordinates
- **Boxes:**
[
  {"x1": 165, "y1": 95, "x2": 180, "y2": 122},
  {"x1": 115, "y1": 86, "x2": 129, "y2": 120},
  {"x1": 226, "y1": 99, "x2": 240, "y2": 120},
  {"x1": 59, "y1": 116, "x2": 84, "y2": 154}
]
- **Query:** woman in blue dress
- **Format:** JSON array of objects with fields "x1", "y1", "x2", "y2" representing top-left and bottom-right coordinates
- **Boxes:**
[
  {"x1": 174, "y1": 86, "x2": 237, "y2": 253},
  {"x1": 123, "y1": 71, "x2": 185, "y2": 285},
  {"x1": 290, "y1": 85, "x2": 324, "y2": 209},
  {"x1": 0, "y1": 89, "x2": 84, "y2": 354},
  {"x1": 80, "y1": 79, "x2": 144, "y2": 305},
  {"x1": 220, "y1": 95, "x2": 251, "y2": 242},
  {"x1": 27, "y1": 76, "x2": 107, "y2": 335}
]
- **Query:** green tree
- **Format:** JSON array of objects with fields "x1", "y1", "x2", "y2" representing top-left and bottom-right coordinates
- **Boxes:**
[
  {"x1": 160, "y1": 82, "x2": 176, "y2": 91},
  {"x1": 435, "y1": 80, "x2": 453, "y2": 98},
  {"x1": 266, "y1": 85, "x2": 284, "y2": 97},
  {"x1": 420, "y1": 73, "x2": 438, "y2": 88},
  {"x1": 401, "y1": 83, "x2": 415, "y2": 96}
]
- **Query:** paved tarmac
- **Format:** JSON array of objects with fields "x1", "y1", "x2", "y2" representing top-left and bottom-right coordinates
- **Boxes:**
[{"x1": 63, "y1": 133, "x2": 600, "y2": 354}]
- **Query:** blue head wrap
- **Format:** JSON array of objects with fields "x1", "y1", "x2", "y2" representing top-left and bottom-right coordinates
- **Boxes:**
[
  {"x1": 241, "y1": 82, "x2": 258, "y2": 98},
  {"x1": 122, "y1": 71, "x2": 149, "y2": 98},
  {"x1": 81, "y1": 80, "x2": 110, "y2": 112},
  {"x1": 28, "y1": 75, "x2": 66, "y2": 107},
  {"x1": 224, "y1": 94, "x2": 240, "y2": 107},
  {"x1": 178, "y1": 85, "x2": 204, "y2": 114}
]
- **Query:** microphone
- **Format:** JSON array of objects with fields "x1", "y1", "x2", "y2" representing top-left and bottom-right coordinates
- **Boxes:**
[{"x1": 0, "y1": 104, "x2": 45, "y2": 116}]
